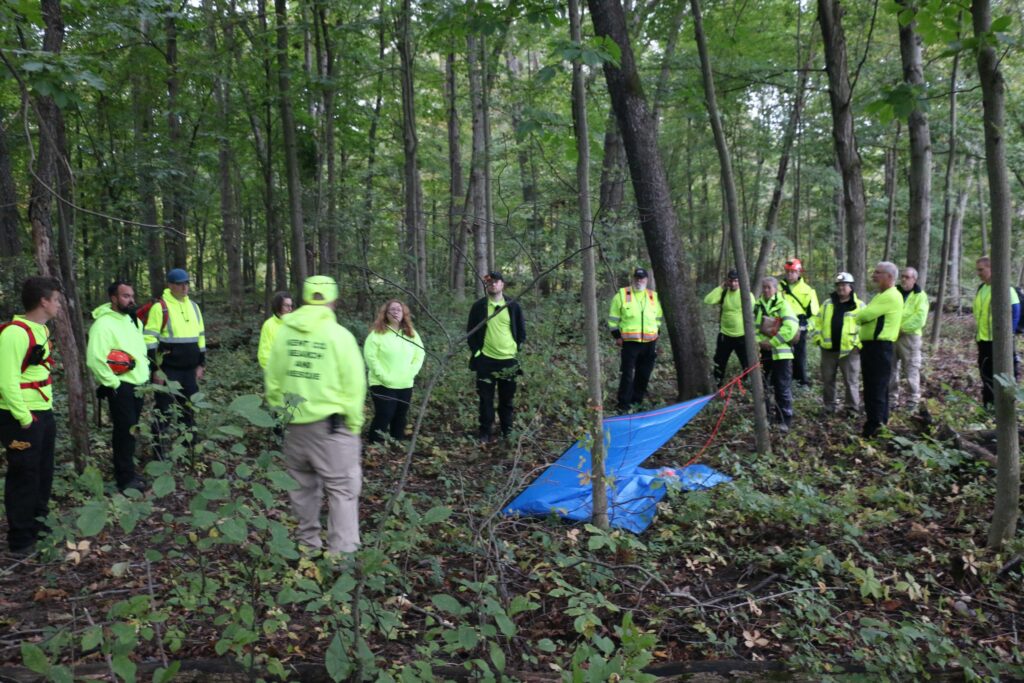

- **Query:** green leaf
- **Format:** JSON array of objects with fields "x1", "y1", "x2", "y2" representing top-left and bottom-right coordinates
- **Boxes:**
[
  {"x1": 77, "y1": 501, "x2": 108, "y2": 536},
  {"x1": 267, "y1": 469, "x2": 299, "y2": 491},
  {"x1": 81, "y1": 625, "x2": 104, "y2": 651},
  {"x1": 325, "y1": 632, "x2": 352, "y2": 682},
  {"x1": 494, "y1": 613, "x2": 516, "y2": 637},
  {"x1": 219, "y1": 517, "x2": 247, "y2": 543},
  {"x1": 152, "y1": 474, "x2": 176, "y2": 497},
  {"x1": 536, "y1": 638, "x2": 557, "y2": 652},
  {"x1": 218, "y1": 425, "x2": 245, "y2": 438},
  {"x1": 456, "y1": 625, "x2": 478, "y2": 650},
  {"x1": 230, "y1": 394, "x2": 278, "y2": 427},
  {"x1": 991, "y1": 15, "x2": 1012, "y2": 32},
  {"x1": 489, "y1": 642, "x2": 506, "y2": 672},
  {"x1": 431, "y1": 593, "x2": 465, "y2": 615},
  {"x1": 21, "y1": 643, "x2": 49, "y2": 673},
  {"x1": 153, "y1": 661, "x2": 181, "y2": 683},
  {"x1": 49, "y1": 665, "x2": 73, "y2": 683},
  {"x1": 421, "y1": 505, "x2": 452, "y2": 525},
  {"x1": 112, "y1": 655, "x2": 137, "y2": 683}
]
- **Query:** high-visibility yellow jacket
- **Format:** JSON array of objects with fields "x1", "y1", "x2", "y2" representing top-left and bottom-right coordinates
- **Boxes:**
[
  {"x1": 974, "y1": 283, "x2": 1021, "y2": 341},
  {"x1": 813, "y1": 293, "x2": 865, "y2": 357},
  {"x1": 855, "y1": 286, "x2": 903, "y2": 342},
  {"x1": 87, "y1": 303, "x2": 150, "y2": 388},
  {"x1": 265, "y1": 304, "x2": 366, "y2": 430},
  {"x1": 780, "y1": 276, "x2": 820, "y2": 330},
  {"x1": 144, "y1": 289, "x2": 206, "y2": 369},
  {"x1": 608, "y1": 287, "x2": 663, "y2": 342},
  {"x1": 899, "y1": 286, "x2": 930, "y2": 336},
  {"x1": 257, "y1": 315, "x2": 284, "y2": 369},
  {"x1": 754, "y1": 294, "x2": 798, "y2": 360},
  {"x1": 0, "y1": 316, "x2": 54, "y2": 426},
  {"x1": 703, "y1": 286, "x2": 755, "y2": 337},
  {"x1": 364, "y1": 327, "x2": 425, "y2": 389}
]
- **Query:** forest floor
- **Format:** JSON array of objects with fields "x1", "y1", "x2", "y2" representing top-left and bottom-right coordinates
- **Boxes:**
[{"x1": 0, "y1": 298, "x2": 1022, "y2": 682}]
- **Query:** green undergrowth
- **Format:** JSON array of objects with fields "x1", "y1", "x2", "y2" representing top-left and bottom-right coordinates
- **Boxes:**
[{"x1": 5, "y1": 298, "x2": 1023, "y2": 681}]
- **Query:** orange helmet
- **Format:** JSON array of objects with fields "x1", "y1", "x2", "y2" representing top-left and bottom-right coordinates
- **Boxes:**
[
  {"x1": 783, "y1": 258, "x2": 803, "y2": 272},
  {"x1": 106, "y1": 349, "x2": 136, "y2": 375}
]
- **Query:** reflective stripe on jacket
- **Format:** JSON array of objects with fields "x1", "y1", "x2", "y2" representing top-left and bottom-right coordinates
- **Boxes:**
[
  {"x1": 145, "y1": 289, "x2": 206, "y2": 369},
  {"x1": 608, "y1": 287, "x2": 663, "y2": 342},
  {"x1": 754, "y1": 294, "x2": 798, "y2": 360},
  {"x1": 813, "y1": 293, "x2": 864, "y2": 357}
]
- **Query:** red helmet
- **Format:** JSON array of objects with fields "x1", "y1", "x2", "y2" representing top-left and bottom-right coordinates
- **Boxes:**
[
  {"x1": 784, "y1": 258, "x2": 803, "y2": 272},
  {"x1": 106, "y1": 349, "x2": 136, "y2": 375}
]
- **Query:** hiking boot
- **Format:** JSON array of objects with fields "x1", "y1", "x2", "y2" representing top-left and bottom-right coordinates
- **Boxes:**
[{"x1": 119, "y1": 477, "x2": 149, "y2": 493}]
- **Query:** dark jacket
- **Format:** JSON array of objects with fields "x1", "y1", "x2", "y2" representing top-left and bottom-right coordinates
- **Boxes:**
[{"x1": 467, "y1": 297, "x2": 527, "y2": 367}]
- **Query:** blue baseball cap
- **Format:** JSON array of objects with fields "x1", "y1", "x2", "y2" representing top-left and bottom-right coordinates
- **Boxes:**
[{"x1": 166, "y1": 268, "x2": 190, "y2": 284}]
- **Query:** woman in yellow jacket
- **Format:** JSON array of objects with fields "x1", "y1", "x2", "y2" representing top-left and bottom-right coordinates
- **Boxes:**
[
  {"x1": 257, "y1": 291, "x2": 294, "y2": 369},
  {"x1": 363, "y1": 300, "x2": 425, "y2": 443}
]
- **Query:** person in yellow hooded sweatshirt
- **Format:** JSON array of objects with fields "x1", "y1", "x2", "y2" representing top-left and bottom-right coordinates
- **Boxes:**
[
  {"x1": 87, "y1": 281, "x2": 151, "y2": 493},
  {"x1": 363, "y1": 299, "x2": 425, "y2": 443},
  {"x1": 854, "y1": 261, "x2": 903, "y2": 438},
  {"x1": 265, "y1": 275, "x2": 366, "y2": 555},
  {"x1": 0, "y1": 276, "x2": 62, "y2": 555},
  {"x1": 257, "y1": 291, "x2": 294, "y2": 369}
]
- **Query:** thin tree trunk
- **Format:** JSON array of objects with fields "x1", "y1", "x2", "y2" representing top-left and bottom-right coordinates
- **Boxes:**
[
  {"x1": 446, "y1": 51, "x2": 466, "y2": 297},
  {"x1": 467, "y1": 34, "x2": 488, "y2": 293},
  {"x1": 313, "y1": 0, "x2": 338, "y2": 275},
  {"x1": 30, "y1": 0, "x2": 88, "y2": 470},
  {"x1": 275, "y1": 0, "x2": 308, "y2": 292},
  {"x1": 930, "y1": 46, "x2": 961, "y2": 349},
  {"x1": 0, "y1": 113, "x2": 22, "y2": 257},
  {"x1": 598, "y1": 110, "x2": 626, "y2": 217},
  {"x1": 690, "y1": 0, "x2": 770, "y2": 454},
  {"x1": 650, "y1": 0, "x2": 685, "y2": 134},
  {"x1": 975, "y1": 159, "x2": 987, "y2": 254},
  {"x1": 899, "y1": 2, "x2": 933, "y2": 288},
  {"x1": 588, "y1": 0, "x2": 710, "y2": 399},
  {"x1": 570, "y1": 0, "x2": 607, "y2": 530},
  {"x1": 163, "y1": 10, "x2": 187, "y2": 268},
  {"x1": 398, "y1": 0, "x2": 426, "y2": 300},
  {"x1": 950, "y1": 187, "x2": 967, "y2": 311},
  {"x1": 972, "y1": 0, "x2": 1019, "y2": 549},
  {"x1": 753, "y1": 44, "x2": 812, "y2": 285},
  {"x1": 882, "y1": 125, "x2": 899, "y2": 262},
  {"x1": 818, "y1": 0, "x2": 868, "y2": 296}
]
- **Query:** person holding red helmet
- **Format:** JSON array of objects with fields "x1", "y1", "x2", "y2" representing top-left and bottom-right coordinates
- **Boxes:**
[
  {"x1": 780, "y1": 258, "x2": 820, "y2": 388},
  {"x1": 87, "y1": 281, "x2": 150, "y2": 492}
]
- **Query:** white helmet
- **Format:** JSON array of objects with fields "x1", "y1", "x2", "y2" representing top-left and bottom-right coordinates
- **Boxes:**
[{"x1": 834, "y1": 272, "x2": 855, "y2": 284}]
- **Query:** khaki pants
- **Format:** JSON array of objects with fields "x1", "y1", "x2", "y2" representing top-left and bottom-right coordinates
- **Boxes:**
[
  {"x1": 889, "y1": 333, "x2": 922, "y2": 404},
  {"x1": 820, "y1": 348, "x2": 861, "y2": 412},
  {"x1": 283, "y1": 420, "x2": 362, "y2": 554}
]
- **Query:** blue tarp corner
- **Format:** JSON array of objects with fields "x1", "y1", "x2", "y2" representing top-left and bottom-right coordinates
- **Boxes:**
[{"x1": 502, "y1": 395, "x2": 732, "y2": 532}]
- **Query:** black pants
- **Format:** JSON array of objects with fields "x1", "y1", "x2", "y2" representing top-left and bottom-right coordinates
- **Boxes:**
[
  {"x1": 792, "y1": 324, "x2": 810, "y2": 386},
  {"x1": 108, "y1": 383, "x2": 143, "y2": 488},
  {"x1": 476, "y1": 357, "x2": 519, "y2": 437},
  {"x1": 978, "y1": 340, "x2": 1021, "y2": 408},
  {"x1": 1, "y1": 409, "x2": 56, "y2": 552},
  {"x1": 617, "y1": 341, "x2": 657, "y2": 410},
  {"x1": 154, "y1": 365, "x2": 199, "y2": 454},
  {"x1": 713, "y1": 334, "x2": 750, "y2": 387},
  {"x1": 861, "y1": 340, "x2": 894, "y2": 436},
  {"x1": 760, "y1": 351, "x2": 793, "y2": 425},
  {"x1": 367, "y1": 386, "x2": 413, "y2": 442}
]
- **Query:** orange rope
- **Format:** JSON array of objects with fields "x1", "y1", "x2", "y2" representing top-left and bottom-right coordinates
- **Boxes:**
[{"x1": 680, "y1": 362, "x2": 762, "y2": 469}]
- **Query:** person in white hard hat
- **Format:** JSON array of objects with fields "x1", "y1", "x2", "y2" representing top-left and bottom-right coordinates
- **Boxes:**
[{"x1": 812, "y1": 272, "x2": 865, "y2": 415}]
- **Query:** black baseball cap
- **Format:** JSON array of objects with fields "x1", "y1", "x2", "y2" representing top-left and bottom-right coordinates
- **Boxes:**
[
  {"x1": 727, "y1": 269, "x2": 739, "y2": 280},
  {"x1": 484, "y1": 271, "x2": 503, "y2": 282},
  {"x1": 633, "y1": 267, "x2": 649, "y2": 279}
]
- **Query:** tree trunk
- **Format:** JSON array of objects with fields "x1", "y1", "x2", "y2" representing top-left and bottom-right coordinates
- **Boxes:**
[
  {"x1": 312, "y1": 0, "x2": 338, "y2": 275},
  {"x1": 975, "y1": 159, "x2": 987, "y2": 254},
  {"x1": 398, "y1": 0, "x2": 426, "y2": 301},
  {"x1": 899, "y1": 2, "x2": 933, "y2": 288},
  {"x1": 130, "y1": 25, "x2": 165, "y2": 301},
  {"x1": 446, "y1": 52, "x2": 466, "y2": 298},
  {"x1": 0, "y1": 113, "x2": 22, "y2": 258},
  {"x1": 598, "y1": 111, "x2": 626, "y2": 217},
  {"x1": 690, "y1": 0, "x2": 770, "y2": 454},
  {"x1": 275, "y1": 0, "x2": 308, "y2": 292},
  {"x1": 753, "y1": 44, "x2": 812, "y2": 285},
  {"x1": 930, "y1": 46, "x2": 960, "y2": 349},
  {"x1": 971, "y1": 0, "x2": 1019, "y2": 549},
  {"x1": 29, "y1": 0, "x2": 89, "y2": 470},
  {"x1": 163, "y1": 10, "x2": 187, "y2": 268},
  {"x1": 882, "y1": 125, "x2": 899, "y2": 262},
  {"x1": 650, "y1": 0, "x2": 685, "y2": 134},
  {"x1": 818, "y1": 0, "x2": 868, "y2": 296},
  {"x1": 588, "y1": 0, "x2": 710, "y2": 399},
  {"x1": 950, "y1": 186, "x2": 967, "y2": 311},
  {"x1": 467, "y1": 34, "x2": 488, "y2": 293},
  {"x1": 569, "y1": 0, "x2": 607, "y2": 530}
]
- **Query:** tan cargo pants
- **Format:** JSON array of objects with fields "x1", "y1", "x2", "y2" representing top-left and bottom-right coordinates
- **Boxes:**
[
  {"x1": 820, "y1": 348, "x2": 862, "y2": 412},
  {"x1": 889, "y1": 333, "x2": 923, "y2": 405},
  {"x1": 283, "y1": 420, "x2": 362, "y2": 554}
]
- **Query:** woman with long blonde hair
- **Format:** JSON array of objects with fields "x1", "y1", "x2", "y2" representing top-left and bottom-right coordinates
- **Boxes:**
[{"x1": 363, "y1": 299, "x2": 425, "y2": 443}]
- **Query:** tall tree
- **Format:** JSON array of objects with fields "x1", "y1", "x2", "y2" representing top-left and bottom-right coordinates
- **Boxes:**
[
  {"x1": 0, "y1": 112, "x2": 22, "y2": 258},
  {"x1": 397, "y1": 0, "x2": 427, "y2": 300},
  {"x1": 569, "y1": 0, "x2": 606, "y2": 530},
  {"x1": 971, "y1": 0, "x2": 1019, "y2": 550},
  {"x1": 162, "y1": 6, "x2": 188, "y2": 268},
  {"x1": 690, "y1": 0, "x2": 770, "y2": 455},
  {"x1": 446, "y1": 51, "x2": 466, "y2": 297},
  {"x1": 818, "y1": 0, "x2": 867, "y2": 294},
  {"x1": 931, "y1": 44, "x2": 961, "y2": 348},
  {"x1": 588, "y1": 0, "x2": 710, "y2": 399},
  {"x1": 466, "y1": 33, "x2": 488, "y2": 290},
  {"x1": 898, "y1": 1, "x2": 933, "y2": 288},
  {"x1": 275, "y1": 0, "x2": 309, "y2": 291}
]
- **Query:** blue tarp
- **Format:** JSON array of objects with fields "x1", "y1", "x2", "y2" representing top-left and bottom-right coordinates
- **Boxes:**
[{"x1": 502, "y1": 395, "x2": 732, "y2": 532}]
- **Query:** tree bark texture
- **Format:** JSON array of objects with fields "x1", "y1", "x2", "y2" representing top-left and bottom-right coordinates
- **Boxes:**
[
  {"x1": 398, "y1": 0, "x2": 427, "y2": 301},
  {"x1": 882, "y1": 129, "x2": 898, "y2": 263},
  {"x1": 445, "y1": 52, "x2": 466, "y2": 297},
  {"x1": 931, "y1": 47, "x2": 960, "y2": 347},
  {"x1": 690, "y1": 0, "x2": 770, "y2": 454},
  {"x1": 818, "y1": 0, "x2": 867, "y2": 296},
  {"x1": 275, "y1": 0, "x2": 308, "y2": 293},
  {"x1": 588, "y1": 0, "x2": 710, "y2": 399},
  {"x1": 163, "y1": 11, "x2": 188, "y2": 268},
  {"x1": 899, "y1": 3, "x2": 933, "y2": 288},
  {"x1": 971, "y1": 0, "x2": 1019, "y2": 549},
  {"x1": 467, "y1": 34, "x2": 488, "y2": 294},
  {"x1": 0, "y1": 114, "x2": 22, "y2": 258},
  {"x1": 569, "y1": 0, "x2": 607, "y2": 530}
]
